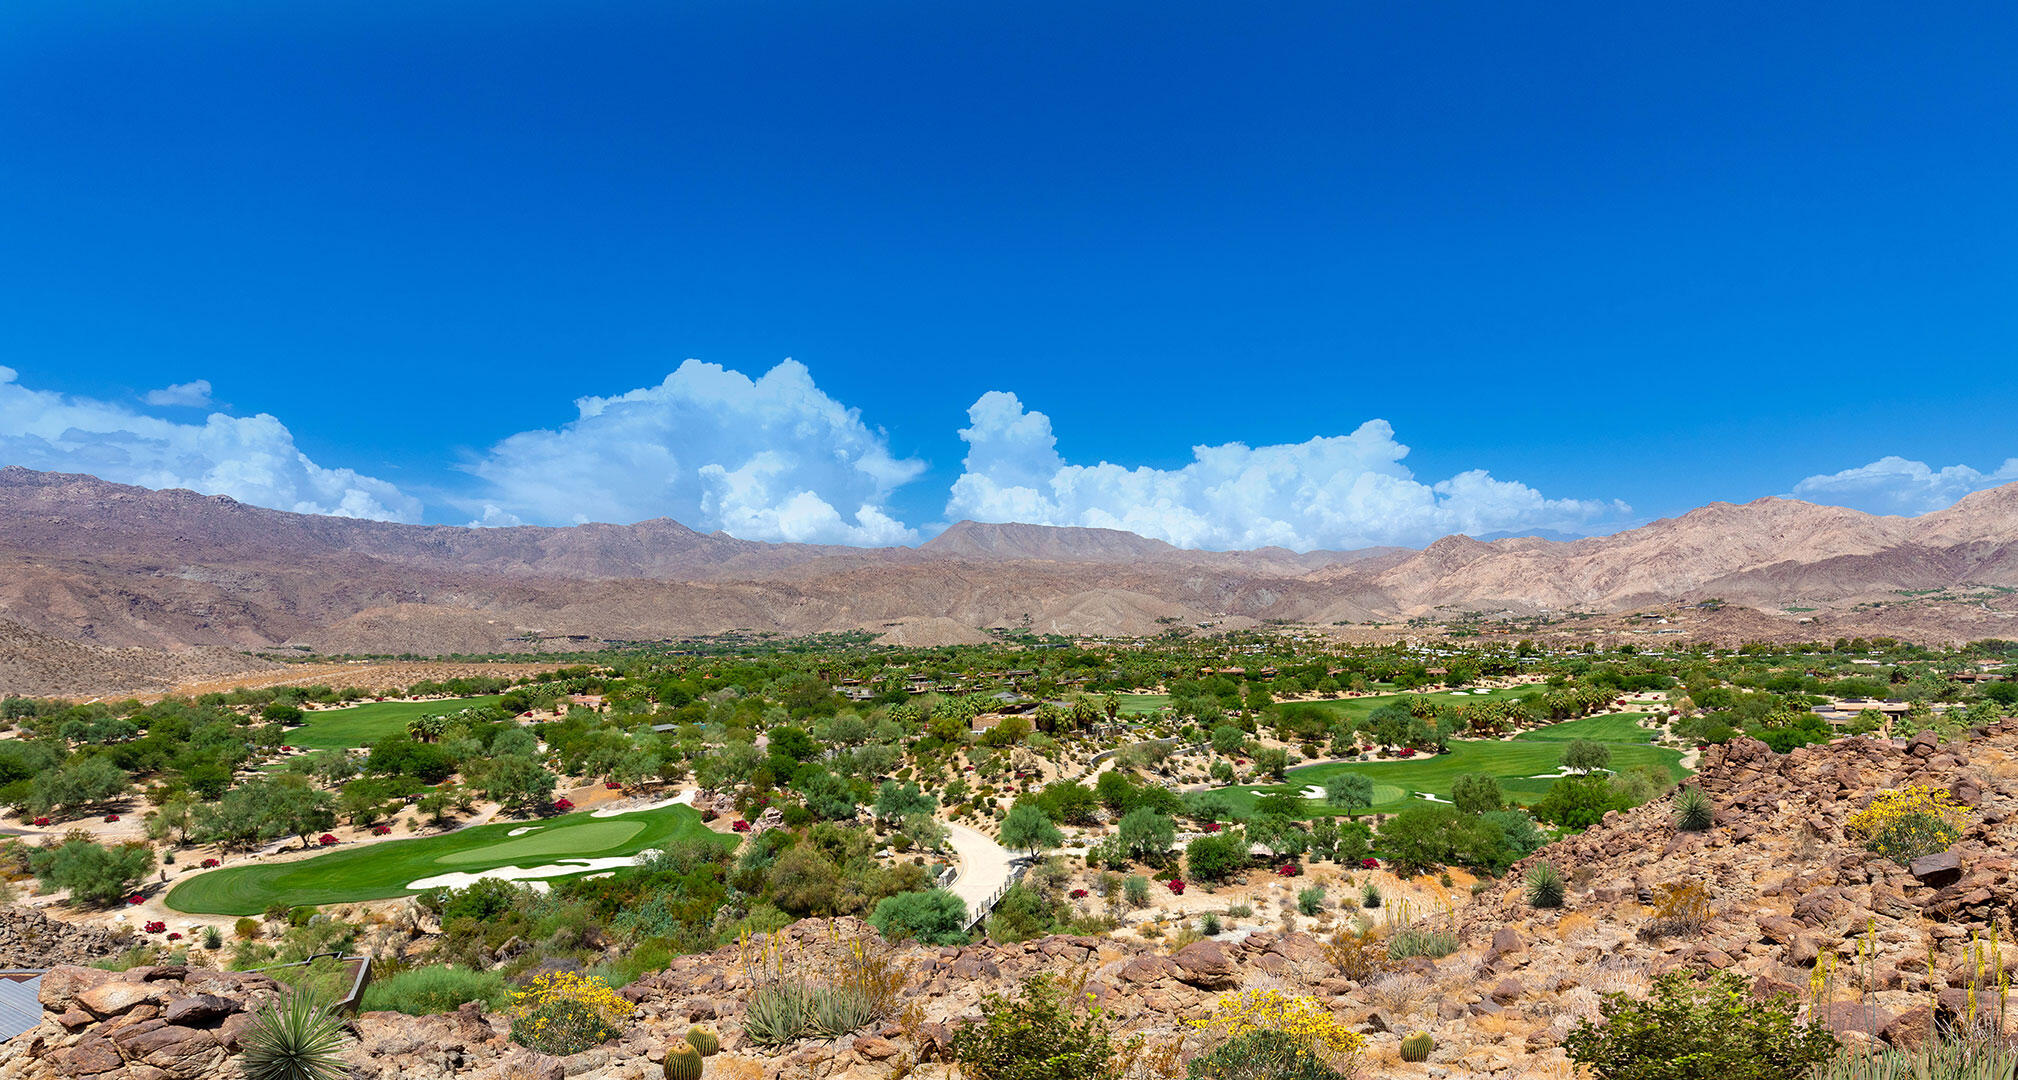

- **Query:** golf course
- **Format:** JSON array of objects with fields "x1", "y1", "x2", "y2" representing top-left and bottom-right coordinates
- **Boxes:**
[
  {"x1": 1209, "y1": 710, "x2": 1686, "y2": 818},
  {"x1": 164, "y1": 803, "x2": 729, "y2": 915},
  {"x1": 283, "y1": 695, "x2": 502, "y2": 750}
]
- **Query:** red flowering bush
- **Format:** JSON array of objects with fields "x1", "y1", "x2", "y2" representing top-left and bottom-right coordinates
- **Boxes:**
[
  {"x1": 604, "y1": 781, "x2": 621, "y2": 789},
  {"x1": 32, "y1": 817, "x2": 49, "y2": 827},
  {"x1": 1359, "y1": 857, "x2": 1379, "y2": 869},
  {"x1": 732, "y1": 820, "x2": 752, "y2": 833},
  {"x1": 128, "y1": 895, "x2": 145, "y2": 905},
  {"x1": 1167, "y1": 879, "x2": 1186, "y2": 894},
  {"x1": 167, "y1": 932, "x2": 182, "y2": 941},
  {"x1": 1397, "y1": 748, "x2": 1416, "y2": 758},
  {"x1": 552, "y1": 798, "x2": 575, "y2": 812},
  {"x1": 201, "y1": 858, "x2": 220, "y2": 869},
  {"x1": 143, "y1": 920, "x2": 166, "y2": 933},
  {"x1": 1276, "y1": 864, "x2": 1301, "y2": 877},
  {"x1": 318, "y1": 833, "x2": 338, "y2": 846},
  {"x1": 104, "y1": 814, "x2": 120, "y2": 823},
  {"x1": 1202, "y1": 822, "x2": 1222, "y2": 833},
  {"x1": 1069, "y1": 888, "x2": 1089, "y2": 899},
  {"x1": 371, "y1": 825, "x2": 392, "y2": 835}
]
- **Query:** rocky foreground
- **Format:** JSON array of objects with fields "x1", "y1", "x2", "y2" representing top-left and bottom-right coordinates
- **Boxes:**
[{"x1": 3, "y1": 723, "x2": 2014, "y2": 1080}]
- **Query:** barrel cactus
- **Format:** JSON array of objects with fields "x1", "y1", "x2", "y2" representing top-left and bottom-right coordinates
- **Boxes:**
[
  {"x1": 686, "y1": 1026, "x2": 720, "y2": 1057},
  {"x1": 1400, "y1": 1031, "x2": 1434, "y2": 1062},
  {"x1": 663, "y1": 1044, "x2": 703, "y2": 1080}
]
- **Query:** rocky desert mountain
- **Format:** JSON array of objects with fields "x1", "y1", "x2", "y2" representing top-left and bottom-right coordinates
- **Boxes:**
[{"x1": 1, "y1": 466, "x2": 2015, "y2": 692}]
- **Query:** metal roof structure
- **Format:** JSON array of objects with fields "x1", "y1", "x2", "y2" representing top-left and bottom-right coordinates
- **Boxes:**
[{"x1": 0, "y1": 972, "x2": 45, "y2": 1043}]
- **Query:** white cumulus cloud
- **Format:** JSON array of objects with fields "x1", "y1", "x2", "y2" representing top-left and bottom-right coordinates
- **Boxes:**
[
  {"x1": 946, "y1": 391, "x2": 1629, "y2": 550},
  {"x1": 0, "y1": 366, "x2": 420, "y2": 522},
  {"x1": 142, "y1": 379, "x2": 214, "y2": 408},
  {"x1": 464, "y1": 359, "x2": 925, "y2": 544},
  {"x1": 1790, "y1": 455, "x2": 2018, "y2": 516}
]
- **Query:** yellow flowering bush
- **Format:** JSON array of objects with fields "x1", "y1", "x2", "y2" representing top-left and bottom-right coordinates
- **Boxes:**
[
  {"x1": 1192, "y1": 989, "x2": 1364, "y2": 1067},
  {"x1": 506, "y1": 971, "x2": 632, "y2": 1056},
  {"x1": 1845, "y1": 785, "x2": 1968, "y2": 864}
]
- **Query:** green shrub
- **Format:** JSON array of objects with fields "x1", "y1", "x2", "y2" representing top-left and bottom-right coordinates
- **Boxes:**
[
  {"x1": 869, "y1": 889, "x2": 969, "y2": 946},
  {"x1": 1563, "y1": 971, "x2": 1836, "y2": 1080},
  {"x1": 360, "y1": 964, "x2": 508, "y2": 1015},
  {"x1": 1360, "y1": 883, "x2": 1381, "y2": 909},
  {"x1": 1123, "y1": 875, "x2": 1150, "y2": 907},
  {"x1": 950, "y1": 974, "x2": 1136, "y2": 1080},
  {"x1": 1525, "y1": 862, "x2": 1566, "y2": 908},
  {"x1": 1186, "y1": 1028, "x2": 1348, "y2": 1080},
  {"x1": 240, "y1": 991, "x2": 351, "y2": 1080},
  {"x1": 1185, "y1": 832, "x2": 1249, "y2": 884},
  {"x1": 236, "y1": 917, "x2": 262, "y2": 940},
  {"x1": 1296, "y1": 886, "x2": 1324, "y2": 916},
  {"x1": 1200, "y1": 913, "x2": 1222, "y2": 936}
]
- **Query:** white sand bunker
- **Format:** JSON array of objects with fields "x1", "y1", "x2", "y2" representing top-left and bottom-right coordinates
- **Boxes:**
[
  {"x1": 1298, "y1": 786, "x2": 1326, "y2": 800},
  {"x1": 407, "y1": 849, "x2": 664, "y2": 891},
  {"x1": 1417, "y1": 792, "x2": 1452, "y2": 803},
  {"x1": 589, "y1": 790, "x2": 695, "y2": 818},
  {"x1": 506, "y1": 826, "x2": 543, "y2": 837},
  {"x1": 1526, "y1": 767, "x2": 1613, "y2": 780}
]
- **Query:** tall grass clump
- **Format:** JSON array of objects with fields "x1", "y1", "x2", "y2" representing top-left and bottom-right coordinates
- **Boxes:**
[
  {"x1": 1526, "y1": 862, "x2": 1566, "y2": 909},
  {"x1": 1814, "y1": 1034, "x2": 2018, "y2": 1080},
  {"x1": 737, "y1": 920, "x2": 912, "y2": 1048},
  {"x1": 1673, "y1": 786, "x2": 1714, "y2": 832},
  {"x1": 359, "y1": 964, "x2": 508, "y2": 1015}
]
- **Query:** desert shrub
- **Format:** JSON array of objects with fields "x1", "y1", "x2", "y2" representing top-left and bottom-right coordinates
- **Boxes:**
[
  {"x1": 235, "y1": 916, "x2": 262, "y2": 940},
  {"x1": 1846, "y1": 785, "x2": 1967, "y2": 864},
  {"x1": 869, "y1": 889, "x2": 969, "y2": 945},
  {"x1": 360, "y1": 964, "x2": 508, "y2": 1015},
  {"x1": 1200, "y1": 912, "x2": 1222, "y2": 936},
  {"x1": 1360, "y1": 883, "x2": 1381, "y2": 909},
  {"x1": 744, "y1": 982, "x2": 812, "y2": 1046},
  {"x1": 1643, "y1": 882, "x2": 1711, "y2": 939},
  {"x1": 202, "y1": 926, "x2": 223, "y2": 950},
  {"x1": 739, "y1": 920, "x2": 909, "y2": 1047},
  {"x1": 1563, "y1": 970, "x2": 1836, "y2": 1080},
  {"x1": 1189, "y1": 989, "x2": 1363, "y2": 1079},
  {"x1": 1123, "y1": 875, "x2": 1151, "y2": 907},
  {"x1": 505, "y1": 971, "x2": 629, "y2": 1056},
  {"x1": 1672, "y1": 786, "x2": 1714, "y2": 832},
  {"x1": 1296, "y1": 886, "x2": 1325, "y2": 916},
  {"x1": 27, "y1": 835, "x2": 155, "y2": 907},
  {"x1": 1185, "y1": 832, "x2": 1249, "y2": 884},
  {"x1": 240, "y1": 990, "x2": 351, "y2": 1080},
  {"x1": 950, "y1": 973, "x2": 1138, "y2": 1080},
  {"x1": 1386, "y1": 926, "x2": 1457, "y2": 960},
  {"x1": 1526, "y1": 861, "x2": 1566, "y2": 908},
  {"x1": 1322, "y1": 925, "x2": 1388, "y2": 982}
]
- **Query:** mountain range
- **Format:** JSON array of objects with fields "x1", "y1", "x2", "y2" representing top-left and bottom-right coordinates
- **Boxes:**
[{"x1": 1, "y1": 466, "x2": 2014, "y2": 676}]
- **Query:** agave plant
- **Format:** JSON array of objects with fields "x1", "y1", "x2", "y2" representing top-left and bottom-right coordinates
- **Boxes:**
[
  {"x1": 239, "y1": 991, "x2": 350, "y2": 1080},
  {"x1": 1815, "y1": 1034, "x2": 2018, "y2": 1080}
]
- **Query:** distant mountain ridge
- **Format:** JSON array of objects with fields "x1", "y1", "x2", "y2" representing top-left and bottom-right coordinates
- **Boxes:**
[{"x1": 0, "y1": 465, "x2": 2013, "y2": 664}]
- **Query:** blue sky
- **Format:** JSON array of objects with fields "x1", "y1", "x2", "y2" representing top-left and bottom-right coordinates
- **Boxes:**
[{"x1": 3, "y1": 1, "x2": 2014, "y2": 548}]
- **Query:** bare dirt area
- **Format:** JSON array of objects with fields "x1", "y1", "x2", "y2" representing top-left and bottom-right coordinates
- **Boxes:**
[{"x1": 0, "y1": 618, "x2": 280, "y2": 700}]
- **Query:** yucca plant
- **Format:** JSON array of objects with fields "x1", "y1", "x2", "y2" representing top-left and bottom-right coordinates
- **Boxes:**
[
  {"x1": 239, "y1": 991, "x2": 350, "y2": 1080},
  {"x1": 1525, "y1": 862, "x2": 1566, "y2": 909},
  {"x1": 1813, "y1": 1033, "x2": 2018, "y2": 1080},
  {"x1": 809, "y1": 984, "x2": 877, "y2": 1038},
  {"x1": 1673, "y1": 786, "x2": 1714, "y2": 832}
]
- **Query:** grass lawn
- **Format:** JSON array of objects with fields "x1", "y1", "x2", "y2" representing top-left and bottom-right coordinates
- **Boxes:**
[
  {"x1": 1209, "y1": 711, "x2": 1685, "y2": 818},
  {"x1": 284, "y1": 696, "x2": 502, "y2": 750},
  {"x1": 1116, "y1": 694, "x2": 1172, "y2": 716},
  {"x1": 164, "y1": 804, "x2": 728, "y2": 915}
]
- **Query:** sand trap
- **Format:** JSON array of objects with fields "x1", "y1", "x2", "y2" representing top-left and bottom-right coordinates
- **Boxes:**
[
  {"x1": 1417, "y1": 792, "x2": 1452, "y2": 804},
  {"x1": 407, "y1": 849, "x2": 664, "y2": 891},
  {"x1": 1525, "y1": 767, "x2": 1614, "y2": 780},
  {"x1": 1298, "y1": 786, "x2": 1326, "y2": 800},
  {"x1": 589, "y1": 790, "x2": 695, "y2": 818},
  {"x1": 506, "y1": 827, "x2": 542, "y2": 837},
  {"x1": 1448, "y1": 691, "x2": 1470, "y2": 696}
]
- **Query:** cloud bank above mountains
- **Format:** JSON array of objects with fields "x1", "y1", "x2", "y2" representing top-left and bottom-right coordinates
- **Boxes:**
[
  {"x1": 1791, "y1": 455, "x2": 2018, "y2": 516},
  {"x1": 0, "y1": 366, "x2": 420, "y2": 523},
  {"x1": 3, "y1": 361, "x2": 2007, "y2": 549},
  {"x1": 946, "y1": 392, "x2": 1630, "y2": 550}
]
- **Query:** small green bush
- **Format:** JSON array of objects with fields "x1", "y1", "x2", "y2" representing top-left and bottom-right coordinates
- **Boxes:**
[
  {"x1": 1123, "y1": 875, "x2": 1150, "y2": 907},
  {"x1": 1672, "y1": 786, "x2": 1714, "y2": 832},
  {"x1": 240, "y1": 991, "x2": 351, "y2": 1080},
  {"x1": 1360, "y1": 883, "x2": 1382, "y2": 909},
  {"x1": 360, "y1": 964, "x2": 509, "y2": 1015},
  {"x1": 1386, "y1": 927, "x2": 1458, "y2": 960},
  {"x1": 1296, "y1": 886, "x2": 1325, "y2": 916},
  {"x1": 1564, "y1": 971, "x2": 1836, "y2": 1080},
  {"x1": 1186, "y1": 1028, "x2": 1347, "y2": 1080},
  {"x1": 951, "y1": 974, "x2": 1135, "y2": 1080}
]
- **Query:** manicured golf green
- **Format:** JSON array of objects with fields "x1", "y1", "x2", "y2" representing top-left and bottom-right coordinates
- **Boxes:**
[
  {"x1": 1210, "y1": 711, "x2": 1684, "y2": 818},
  {"x1": 284, "y1": 696, "x2": 502, "y2": 750},
  {"x1": 1116, "y1": 694, "x2": 1172, "y2": 716},
  {"x1": 164, "y1": 805, "x2": 730, "y2": 915}
]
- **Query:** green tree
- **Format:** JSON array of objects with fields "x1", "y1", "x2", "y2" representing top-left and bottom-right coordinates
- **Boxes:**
[
  {"x1": 1323, "y1": 774, "x2": 1375, "y2": 812},
  {"x1": 29, "y1": 836, "x2": 155, "y2": 906},
  {"x1": 1450, "y1": 773, "x2": 1505, "y2": 814},
  {"x1": 874, "y1": 780, "x2": 937, "y2": 821},
  {"x1": 1251, "y1": 746, "x2": 1289, "y2": 781},
  {"x1": 29, "y1": 757, "x2": 132, "y2": 818},
  {"x1": 999, "y1": 802, "x2": 1063, "y2": 857},
  {"x1": 1184, "y1": 831, "x2": 1248, "y2": 884},
  {"x1": 1116, "y1": 807, "x2": 1176, "y2": 864},
  {"x1": 479, "y1": 754, "x2": 557, "y2": 813},
  {"x1": 1210, "y1": 725, "x2": 1247, "y2": 756},
  {"x1": 1562, "y1": 740, "x2": 1613, "y2": 775}
]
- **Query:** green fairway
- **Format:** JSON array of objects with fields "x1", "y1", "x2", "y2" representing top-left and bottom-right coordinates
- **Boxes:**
[
  {"x1": 285, "y1": 696, "x2": 502, "y2": 750},
  {"x1": 164, "y1": 804, "x2": 728, "y2": 915},
  {"x1": 1116, "y1": 694, "x2": 1172, "y2": 716},
  {"x1": 1211, "y1": 711, "x2": 1683, "y2": 818}
]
